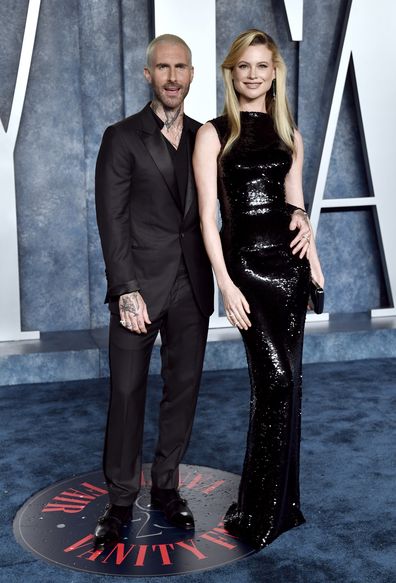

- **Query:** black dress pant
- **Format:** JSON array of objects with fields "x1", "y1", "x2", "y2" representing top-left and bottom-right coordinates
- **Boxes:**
[{"x1": 103, "y1": 263, "x2": 209, "y2": 506}]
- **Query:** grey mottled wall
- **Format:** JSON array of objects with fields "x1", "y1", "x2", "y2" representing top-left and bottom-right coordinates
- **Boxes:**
[{"x1": 0, "y1": 0, "x2": 387, "y2": 333}]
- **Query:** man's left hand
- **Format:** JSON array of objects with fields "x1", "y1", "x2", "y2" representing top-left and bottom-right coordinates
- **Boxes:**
[{"x1": 119, "y1": 291, "x2": 151, "y2": 334}]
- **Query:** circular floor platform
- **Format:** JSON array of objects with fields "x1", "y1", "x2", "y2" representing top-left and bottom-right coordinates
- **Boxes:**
[{"x1": 14, "y1": 464, "x2": 255, "y2": 577}]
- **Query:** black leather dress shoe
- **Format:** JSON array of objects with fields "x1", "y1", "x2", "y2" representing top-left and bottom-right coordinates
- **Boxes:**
[
  {"x1": 151, "y1": 488, "x2": 195, "y2": 530},
  {"x1": 93, "y1": 504, "x2": 133, "y2": 549}
]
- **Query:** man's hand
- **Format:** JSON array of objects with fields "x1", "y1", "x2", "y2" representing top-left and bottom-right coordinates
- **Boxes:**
[
  {"x1": 289, "y1": 209, "x2": 311, "y2": 259},
  {"x1": 119, "y1": 291, "x2": 151, "y2": 334}
]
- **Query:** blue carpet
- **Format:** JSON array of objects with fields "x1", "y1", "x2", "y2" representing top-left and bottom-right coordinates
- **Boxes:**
[{"x1": 0, "y1": 358, "x2": 395, "y2": 582}]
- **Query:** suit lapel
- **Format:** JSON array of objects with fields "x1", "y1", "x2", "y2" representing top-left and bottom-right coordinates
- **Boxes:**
[
  {"x1": 183, "y1": 129, "x2": 196, "y2": 218},
  {"x1": 138, "y1": 105, "x2": 181, "y2": 211}
]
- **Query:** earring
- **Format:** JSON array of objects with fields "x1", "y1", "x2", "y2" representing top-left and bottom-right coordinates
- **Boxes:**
[{"x1": 271, "y1": 79, "x2": 277, "y2": 99}]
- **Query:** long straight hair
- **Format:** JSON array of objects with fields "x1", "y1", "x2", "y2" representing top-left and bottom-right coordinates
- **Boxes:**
[{"x1": 221, "y1": 29, "x2": 296, "y2": 157}]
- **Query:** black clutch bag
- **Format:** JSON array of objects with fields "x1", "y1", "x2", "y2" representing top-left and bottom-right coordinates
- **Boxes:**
[{"x1": 309, "y1": 279, "x2": 324, "y2": 314}]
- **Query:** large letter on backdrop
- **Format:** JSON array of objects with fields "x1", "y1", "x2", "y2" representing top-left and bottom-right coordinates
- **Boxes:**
[
  {"x1": 310, "y1": 0, "x2": 396, "y2": 317},
  {"x1": 153, "y1": 0, "x2": 229, "y2": 327},
  {"x1": 153, "y1": 0, "x2": 306, "y2": 329},
  {"x1": 153, "y1": 0, "x2": 217, "y2": 124},
  {"x1": 0, "y1": 0, "x2": 41, "y2": 340}
]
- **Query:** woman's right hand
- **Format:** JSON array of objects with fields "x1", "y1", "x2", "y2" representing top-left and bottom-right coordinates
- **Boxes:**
[{"x1": 220, "y1": 280, "x2": 251, "y2": 330}]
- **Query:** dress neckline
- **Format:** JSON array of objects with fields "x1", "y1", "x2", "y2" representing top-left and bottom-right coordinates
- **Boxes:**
[{"x1": 240, "y1": 110, "x2": 270, "y2": 117}]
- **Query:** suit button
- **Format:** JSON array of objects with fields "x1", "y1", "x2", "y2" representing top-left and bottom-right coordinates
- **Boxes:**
[{"x1": 180, "y1": 232, "x2": 185, "y2": 238}]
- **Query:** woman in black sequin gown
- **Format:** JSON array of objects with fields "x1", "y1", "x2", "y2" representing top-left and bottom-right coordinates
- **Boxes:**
[{"x1": 193, "y1": 30, "x2": 324, "y2": 549}]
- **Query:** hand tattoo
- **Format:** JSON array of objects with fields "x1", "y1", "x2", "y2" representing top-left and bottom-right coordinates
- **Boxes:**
[{"x1": 121, "y1": 292, "x2": 140, "y2": 316}]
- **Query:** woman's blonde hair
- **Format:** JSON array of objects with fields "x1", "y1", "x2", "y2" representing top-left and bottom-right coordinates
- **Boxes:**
[{"x1": 221, "y1": 29, "x2": 296, "y2": 157}]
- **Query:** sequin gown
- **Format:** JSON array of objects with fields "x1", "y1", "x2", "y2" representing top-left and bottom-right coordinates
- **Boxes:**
[{"x1": 210, "y1": 112, "x2": 310, "y2": 549}]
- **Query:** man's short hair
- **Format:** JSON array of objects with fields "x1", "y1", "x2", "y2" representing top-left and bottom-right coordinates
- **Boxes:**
[{"x1": 146, "y1": 34, "x2": 192, "y2": 68}]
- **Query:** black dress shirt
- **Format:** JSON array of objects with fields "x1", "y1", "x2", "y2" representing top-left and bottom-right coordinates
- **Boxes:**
[{"x1": 150, "y1": 108, "x2": 188, "y2": 211}]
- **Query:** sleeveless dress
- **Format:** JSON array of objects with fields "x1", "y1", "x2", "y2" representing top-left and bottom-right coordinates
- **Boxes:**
[{"x1": 210, "y1": 112, "x2": 310, "y2": 549}]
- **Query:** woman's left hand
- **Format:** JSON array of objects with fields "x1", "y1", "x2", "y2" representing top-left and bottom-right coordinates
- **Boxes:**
[
  {"x1": 310, "y1": 266, "x2": 324, "y2": 289},
  {"x1": 289, "y1": 210, "x2": 311, "y2": 258}
]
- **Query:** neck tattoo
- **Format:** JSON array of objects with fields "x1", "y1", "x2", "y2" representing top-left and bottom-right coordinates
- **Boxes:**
[
  {"x1": 151, "y1": 101, "x2": 183, "y2": 149},
  {"x1": 164, "y1": 106, "x2": 182, "y2": 129}
]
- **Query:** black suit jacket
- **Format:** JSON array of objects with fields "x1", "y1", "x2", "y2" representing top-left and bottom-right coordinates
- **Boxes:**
[{"x1": 95, "y1": 103, "x2": 214, "y2": 319}]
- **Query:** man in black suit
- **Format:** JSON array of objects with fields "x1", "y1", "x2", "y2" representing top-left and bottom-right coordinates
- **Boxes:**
[{"x1": 94, "y1": 34, "x2": 214, "y2": 547}]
